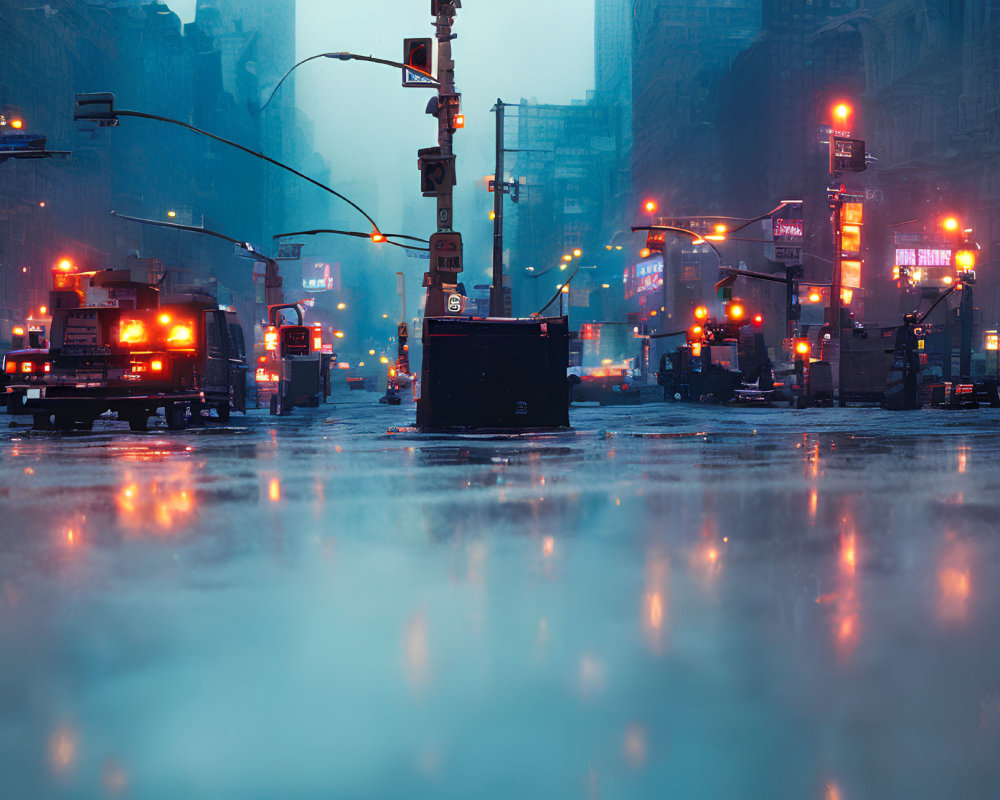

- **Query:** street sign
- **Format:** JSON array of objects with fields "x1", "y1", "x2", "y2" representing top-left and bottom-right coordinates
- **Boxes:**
[
  {"x1": 276, "y1": 242, "x2": 303, "y2": 260},
  {"x1": 831, "y1": 136, "x2": 867, "y2": 172},
  {"x1": 775, "y1": 245, "x2": 802, "y2": 262},
  {"x1": 773, "y1": 219, "x2": 804, "y2": 239}
]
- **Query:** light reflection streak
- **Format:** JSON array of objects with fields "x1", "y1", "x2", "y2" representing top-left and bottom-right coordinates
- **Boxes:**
[
  {"x1": 958, "y1": 445, "x2": 968, "y2": 475},
  {"x1": 49, "y1": 725, "x2": 76, "y2": 773},
  {"x1": 833, "y1": 509, "x2": 860, "y2": 660},
  {"x1": 115, "y1": 466, "x2": 197, "y2": 535},
  {"x1": 623, "y1": 724, "x2": 647, "y2": 768},
  {"x1": 404, "y1": 613, "x2": 430, "y2": 689},
  {"x1": 268, "y1": 478, "x2": 281, "y2": 503},
  {"x1": 937, "y1": 533, "x2": 971, "y2": 625}
]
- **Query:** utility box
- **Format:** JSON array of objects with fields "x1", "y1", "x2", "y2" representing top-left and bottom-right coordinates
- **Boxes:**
[{"x1": 417, "y1": 316, "x2": 570, "y2": 430}]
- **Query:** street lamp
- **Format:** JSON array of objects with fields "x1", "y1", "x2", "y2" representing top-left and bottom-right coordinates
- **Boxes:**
[
  {"x1": 259, "y1": 51, "x2": 440, "y2": 112},
  {"x1": 74, "y1": 92, "x2": 388, "y2": 240}
]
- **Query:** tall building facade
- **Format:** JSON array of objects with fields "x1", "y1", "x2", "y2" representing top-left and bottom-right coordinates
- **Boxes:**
[
  {"x1": 508, "y1": 98, "x2": 618, "y2": 318},
  {"x1": 0, "y1": 0, "x2": 330, "y2": 332},
  {"x1": 631, "y1": 0, "x2": 761, "y2": 215}
]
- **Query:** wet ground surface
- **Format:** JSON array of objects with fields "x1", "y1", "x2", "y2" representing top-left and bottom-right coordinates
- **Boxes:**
[{"x1": 2, "y1": 397, "x2": 1000, "y2": 798}]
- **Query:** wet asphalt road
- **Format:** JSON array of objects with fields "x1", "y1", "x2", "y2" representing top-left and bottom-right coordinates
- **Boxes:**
[{"x1": 2, "y1": 396, "x2": 1000, "y2": 798}]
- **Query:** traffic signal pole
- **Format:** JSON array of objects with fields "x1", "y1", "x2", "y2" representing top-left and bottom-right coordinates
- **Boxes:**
[
  {"x1": 490, "y1": 98, "x2": 505, "y2": 317},
  {"x1": 423, "y1": 0, "x2": 462, "y2": 318}
]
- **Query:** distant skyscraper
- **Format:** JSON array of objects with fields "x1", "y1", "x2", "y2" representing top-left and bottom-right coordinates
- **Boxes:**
[
  {"x1": 594, "y1": 0, "x2": 633, "y2": 242},
  {"x1": 630, "y1": 0, "x2": 761, "y2": 212}
]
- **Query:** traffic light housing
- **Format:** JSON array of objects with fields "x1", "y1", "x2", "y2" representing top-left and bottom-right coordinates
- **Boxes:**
[{"x1": 403, "y1": 38, "x2": 433, "y2": 84}]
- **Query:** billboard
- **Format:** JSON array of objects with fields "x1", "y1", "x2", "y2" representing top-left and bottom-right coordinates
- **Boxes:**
[{"x1": 302, "y1": 260, "x2": 340, "y2": 292}]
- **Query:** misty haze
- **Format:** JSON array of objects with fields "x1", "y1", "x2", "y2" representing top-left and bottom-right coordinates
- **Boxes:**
[{"x1": 3, "y1": 0, "x2": 1000, "y2": 797}]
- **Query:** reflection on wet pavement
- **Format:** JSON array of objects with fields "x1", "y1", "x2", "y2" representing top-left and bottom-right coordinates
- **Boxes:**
[{"x1": 2, "y1": 402, "x2": 1000, "y2": 797}]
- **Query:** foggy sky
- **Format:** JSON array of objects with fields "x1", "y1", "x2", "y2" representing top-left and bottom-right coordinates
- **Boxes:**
[{"x1": 173, "y1": 0, "x2": 595, "y2": 278}]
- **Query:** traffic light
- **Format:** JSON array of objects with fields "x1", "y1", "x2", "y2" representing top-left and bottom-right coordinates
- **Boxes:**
[
  {"x1": 402, "y1": 38, "x2": 433, "y2": 84},
  {"x1": 431, "y1": 0, "x2": 459, "y2": 16},
  {"x1": 955, "y1": 250, "x2": 976, "y2": 269},
  {"x1": 73, "y1": 92, "x2": 118, "y2": 126}
]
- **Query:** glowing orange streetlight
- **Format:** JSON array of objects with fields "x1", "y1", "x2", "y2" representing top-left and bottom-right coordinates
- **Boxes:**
[
  {"x1": 942, "y1": 217, "x2": 960, "y2": 232},
  {"x1": 643, "y1": 200, "x2": 658, "y2": 214},
  {"x1": 371, "y1": 231, "x2": 386, "y2": 244},
  {"x1": 705, "y1": 223, "x2": 728, "y2": 242}
]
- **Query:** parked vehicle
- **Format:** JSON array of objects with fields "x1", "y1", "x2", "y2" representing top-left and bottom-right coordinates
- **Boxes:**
[{"x1": 4, "y1": 267, "x2": 247, "y2": 430}]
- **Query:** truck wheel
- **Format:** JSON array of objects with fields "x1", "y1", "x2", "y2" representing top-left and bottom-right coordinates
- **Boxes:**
[
  {"x1": 6, "y1": 392, "x2": 26, "y2": 415},
  {"x1": 189, "y1": 400, "x2": 205, "y2": 425},
  {"x1": 216, "y1": 403, "x2": 230, "y2": 423},
  {"x1": 307, "y1": 395, "x2": 320, "y2": 408},
  {"x1": 127, "y1": 413, "x2": 149, "y2": 432},
  {"x1": 55, "y1": 414, "x2": 76, "y2": 432},
  {"x1": 166, "y1": 402, "x2": 187, "y2": 430},
  {"x1": 32, "y1": 412, "x2": 55, "y2": 431}
]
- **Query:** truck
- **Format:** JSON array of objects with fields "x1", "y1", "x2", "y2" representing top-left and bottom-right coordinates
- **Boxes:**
[
  {"x1": 254, "y1": 302, "x2": 332, "y2": 415},
  {"x1": 4, "y1": 266, "x2": 247, "y2": 430}
]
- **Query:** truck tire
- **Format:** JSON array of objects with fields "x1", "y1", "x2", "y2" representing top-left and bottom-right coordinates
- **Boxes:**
[
  {"x1": 32, "y1": 412, "x2": 54, "y2": 431},
  {"x1": 166, "y1": 402, "x2": 187, "y2": 430},
  {"x1": 7, "y1": 392, "x2": 26, "y2": 415},
  {"x1": 216, "y1": 403, "x2": 230, "y2": 423},
  {"x1": 127, "y1": 413, "x2": 149, "y2": 432},
  {"x1": 55, "y1": 414, "x2": 76, "y2": 432}
]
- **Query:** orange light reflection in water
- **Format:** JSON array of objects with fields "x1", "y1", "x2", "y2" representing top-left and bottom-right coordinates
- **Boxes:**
[
  {"x1": 404, "y1": 613, "x2": 430, "y2": 690},
  {"x1": 115, "y1": 469, "x2": 197, "y2": 535},
  {"x1": 937, "y1": 535, "x2": 972, "y2": 625},
  {"x1": 542, "y1": 536, "x2": 555, "y2": 558},
  {"x1": 268, "y1": 478, "x2": 281, "y2": 503},
  {"x1": 623, "y1": 724, "x2": 647, "y2": 768},
  {"x1": 49, "y1": 726, "x2": 76, "y2": 773},
  {"x1": 958, "y1": 446, "x2": 968, "y2": 475},
  {"x1": 832, "y1": 512, "x2": 860, "y2": 660}
]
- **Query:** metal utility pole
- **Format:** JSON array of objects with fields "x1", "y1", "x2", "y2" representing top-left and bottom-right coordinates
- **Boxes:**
[
  {"x1": 421, "y1": 0, "x2": 463, "y2": 318},
  {"x1": 490, "y1": 99, "x2": 505, "y2": 317}
]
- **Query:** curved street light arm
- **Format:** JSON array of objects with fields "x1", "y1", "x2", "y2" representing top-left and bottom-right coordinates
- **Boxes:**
[
  {"x1": 111, "y1": 210, "x2": 270, "y2": 260},
  {"x1": 631, "y1": 225, "x2": 724, "y2": 263},
  {"x1": 273, "y1": 228, "x2": 430, "y2": 252},
  {"x1": 113, "y1": 109, "x2": 381, "y2": 234},
  {"x1": 260, "y1": 51, "x2": 439, "y2": 111},
  {"x1": 533, "y1": 265, "x2": 580, "y2": 317}
]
